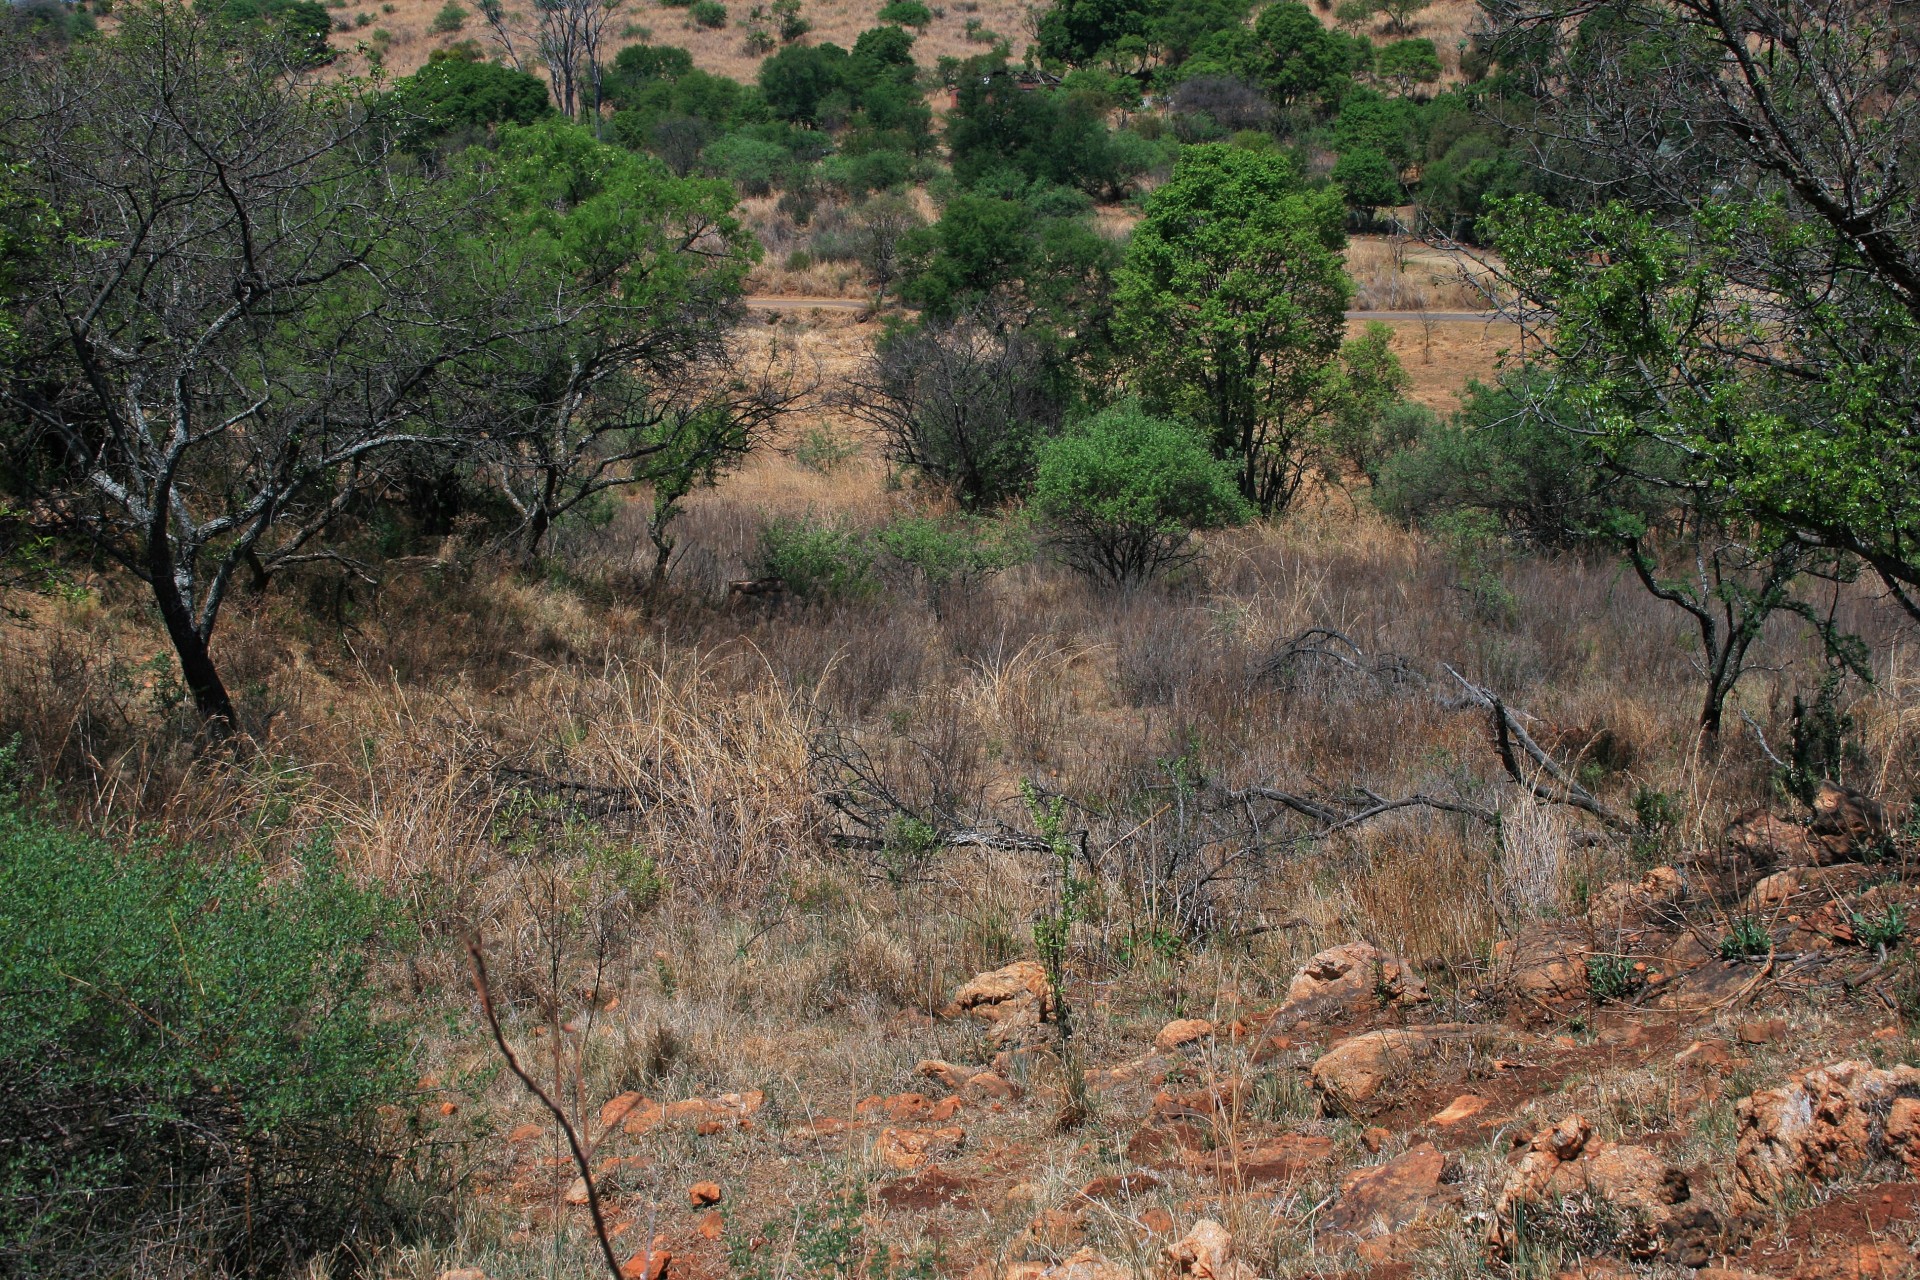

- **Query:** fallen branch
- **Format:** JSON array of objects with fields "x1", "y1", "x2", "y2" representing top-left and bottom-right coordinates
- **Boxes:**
[
  {"x1": 1234, "y1": 784, "x2": 1500, "y2": 839},
  {"x1": 1443, "y1": 665, "x2": 1635, "y2": 832},
  {"x1": 468, "y1": 938, "x2": 625, "y2": 1280}
]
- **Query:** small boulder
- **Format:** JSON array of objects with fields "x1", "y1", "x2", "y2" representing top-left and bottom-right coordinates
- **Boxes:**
[
  {"x1": 1310, "y1": 1025, "x2": 1482, "y2": 1116},
  {"x1": 1428, "y1": 1094, "x2": 1489, "y2": 1128},
  {"x1": 1488, "y1": 1115, "x2": 1717, "y2": 1265},
  {"x1": 943, "y1": 961, "x2": 1052, "y2": 1042},
  {"x1": 1586, "y1": 866, "x2": 1689, "y2": 924},
  {"x1": 1732, "y1": 1060, "x2": 1920, "y2": 1215},
  {"x1": 873, "y1": 1123, "x2": 965, "y2": 1171},
  {"x1": 1319, "y1": 1141, "x2": 1462, "y2": 1245},
  {"x1": 1285, "y1": 941, "x2": 1428, "y2": 1010},
  {"x1": 1155, "y1": 1017, "x2": 1215, "y2": 1051},
  {"x1": 1164, "y1": 1218, "x2": 1257, "y2": 1280},
  {"x1": 1727, "y1": 809, "x2": 1823, "y2": 869},
  {"x1": 688, "y1": 1180, "x2": 721, "y2": 1206},
  {"x1": 619, "y1": 1237, "x2": 670, "y2": 1280},
  {"x1": 1000, "y1": 1248, "x2": 1132, "y2": 1280},
  {"x1": 1810, "y1": 781, "x2": 1887, "y2": 860}
]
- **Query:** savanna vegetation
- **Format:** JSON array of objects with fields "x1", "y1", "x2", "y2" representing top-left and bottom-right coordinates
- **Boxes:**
[{"x1": 5, "y1": 2, "x2": 1920, "y2": 1279}]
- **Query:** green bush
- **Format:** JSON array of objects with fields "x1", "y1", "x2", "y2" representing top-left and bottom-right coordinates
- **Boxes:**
[
  {"x1": 876, "y1": 0, "x2": 931, "y2": 27},
  {"x1": 427, "y1": 0, "x2": 465, "y2": 32},
  {"x1": 704, "y1": 131, "x2": 790, "y2": 195},
  {"x1": 0, "y1": 797, "x2": 412, "y2": 1275},
  {"x1": 755, "y1": 514, "x2": 878, "y2": 599},
  {"x1": 691, "y1": 0, "x2": 727, "y2": 27},
  {"x1": 1030, "y1": 401, "x2": 1250, "y2": 588},
  {"x1": 875, "y1": 512, "x2": 1028, "y2": 603},
  {"x1": 1719, "y1": 916, "x2": 1772, "y2": 960}
]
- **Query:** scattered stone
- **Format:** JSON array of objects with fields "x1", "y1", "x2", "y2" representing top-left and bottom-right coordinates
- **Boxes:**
[
  {"x1": 563, "y1": 1176, "x2": 592, "y2": 1206},
  {"x1": 1184, "y1": 1133, "x2": 1336, "y2": 1186},
  {"x1": 916, "y1": 1059, "x2": 973, "y2": 1092},
  {"x1": 1586, "y1": 867, "x2": 1689, "y2": 924},
  {"x1": 875, "y1": 1166, "x2": 975, "y2": 1210},
  {"x1": 1285, "y1": 940, "x2": 1428, "y2": 1011},
  {"x1": 1135, "y1": 1206, "x2": 1175, "y2": 1235},
  {"x1": 1675, "y1": 1039, "x2": 1734, "y2": 1071},
  {"x1": 1149, "y1": 1078, "x2": 1248, "y2": 1122},
  {"x1": 873, "y1": 1123, "x2": 965, "y2": 1171},
  {"x1": 1494, "y1": 928, "x2": 1592, "y2": 1016},
  {"x1": 1155, "y1": 1017, "x2": 1215, "y2": 1051},
  {"x1": 1078, "y1": 1171, "x2": 1160, "y2": 1201},
  {"x1": 1792, "y1": 1240, "x2": 1910, "y2": 1280},
  {"x1": 599, "y1": 1091, "x2": 646, "y2": 1130},
  {"x1": 696, "y1": 1210, "x2": 724, "y2": 1240},
  {"x1": 1733, "y1": 1060, "x2": 1920, "y2": 1215},
  {"x1": 943, "y1": 961, "x2": 1052, "y2": 1042},
  {"x1": 1428, "y1": 1094, "x2": 1489, "y2": 1127},
  {"x1": 688, "y1": 1180, "x2": 721, "y2": 1206},
  {"x1": 507, "y1": 1122, "x2": 544, "y2": 1144},
  {"x1": 1487, "y1": 1115, "x2": 1718, "y2": 1265},
  {"x1": 1361, "y1": 1126, "x2": 1390, "y2": 1154},
  {"x1": 1737, "y1": 1018, "x2": 1787, "y2": 1045},
  {"x1": 963, "y1": 1071, "x2": 1018, "y2": 1102},
  {"x1": 1810, "y1": 781, "x2": 1887, "y2": 861},
  {"x1": 618, "y1": 1236, "x2": 670, "y2": 1280},
  {"x1": 1319, "y1": 1141, "x2": 1462, "y2": 1244},
  {"x1": 1165, "y1": 1218, "x2": 1257, "y2": 1280},
  {"x1": 436, "y1": 1270, "x2": 487, "y2": 1280},
  {"x1": 1652, "y1": 960, "x2": 1760, "y2": 1011},
  {"x1": 1310, "y1": 1025, "x2": 1483, "y2": 1116}
]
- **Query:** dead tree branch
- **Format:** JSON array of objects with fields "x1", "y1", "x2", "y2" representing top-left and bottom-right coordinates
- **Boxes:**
[
  {"x1": 1443, "y1": 665, "x2": 1635, "y2": 832},
  {"x1": 467, "y1": 938, "x2": 625, "y2": 1280}
]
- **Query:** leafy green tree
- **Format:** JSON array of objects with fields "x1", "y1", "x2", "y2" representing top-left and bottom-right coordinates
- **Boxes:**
[
  {"x1": 602, "y1": 41, "x2": 696, "y2": 105},
  {"x1": 1031, "y1": 401, "x2": 1250, "y2": 588},
  {"x1": 840, "y1": 304, "x2": 1066, "y2": 506},
  {"x1": 944, "y1": 60, "x2": 1124, "y2": 196},
  {"x1": 758, "y1": 40, "x2": 850, "y2": 123},
  {"x1": 391, "y1": 49, "x2": 553, "y2": 143},
  {"x1": 1332, "y1": 145, "x2": 1402, "y2": 210},
  {"x1": 219, "y1": 0, "x2": 334, "y2": 65},
  {"x1": 451, "y1": 119, "x2": 788, "y2": 572},
  {"x1": 1375, "y1": 37, "x2": 1440, "y2": 91},
  {"x1": 1484, "y1": 0, "x2": 1920, "y2": 619},
  {"x1": 1251, "y1": 1, "x2": 1369, "y2": 110},
  {"x1": 1113, "y1": 144, "x2": 1351, "y2": 513},
  {"x1": 876, "y1": 0, "x2": 931, "y2": 28}
]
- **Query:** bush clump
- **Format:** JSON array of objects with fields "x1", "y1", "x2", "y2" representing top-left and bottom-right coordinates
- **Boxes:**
[
  {"x1": 1030, "y1": 401, "x2": 1250, "y2": 588},
  {"x1": 0, "y1": 795, "x2": 413, "y2": 1276}
]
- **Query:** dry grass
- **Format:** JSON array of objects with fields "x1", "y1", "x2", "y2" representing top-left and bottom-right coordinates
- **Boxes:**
[{"x1": 7, "y1": 296, "x2": 1917, "y2": 1278}]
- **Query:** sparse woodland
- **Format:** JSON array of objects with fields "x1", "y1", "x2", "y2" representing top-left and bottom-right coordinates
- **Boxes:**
[{"x1": 4, "y1": 3, "x2": 1920, "y2": 1280}]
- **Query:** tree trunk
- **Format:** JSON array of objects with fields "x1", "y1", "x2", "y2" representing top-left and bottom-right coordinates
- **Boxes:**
[{"x1": 150, "y1": 579, "x2": 237, "y2": 735}]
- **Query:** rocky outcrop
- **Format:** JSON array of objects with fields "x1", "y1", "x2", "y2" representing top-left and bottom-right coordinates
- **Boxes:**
[
  {"x1": 1310, "y1": 1025, "x2": 1484, "y2": 1116},
  {"x1": 1283, "y1": 940, "x2": 1429, "y2": 1012},
  {"x1": 1164, "y1": 1219, "x2": 1257, "y2": 1280},
  {"x1": 1731, "y1": 1060, "x2": 1920, "y2": 1216},
  {"x1": 1487, "y1": 1115, "x2": 1718, "y2": 1266},
  {"x1": 943, "y1": 962, "x2": 1052, "y2": 1043},
  {"x1": 1319, "y1": 1141, "x2": 1462, "y2": 1248}
]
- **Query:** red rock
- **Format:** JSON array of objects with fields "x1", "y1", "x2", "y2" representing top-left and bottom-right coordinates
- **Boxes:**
[
  {"x1": 1737, "y1": 1018, "x2": 1786, "y2": 1045},
  {"x1": 1310, "y1": 1025, "x2": 1485, "y2": 1116},
  {"x1": 1361, "y1": 1126, "x2": 1390, "y2": 1153},
  {"x1": 619, "y1": 1236, "x2": 669, "y2": 1280},
  {"x1": 963, "y1": 1071, "x2": 1016, "y2": 1102},
  {"x1": 1675, "y1": 1039, "x2": 1733, "y2": 1070},
  {"x1": 1164, "y1": 1218, "x2": 1256, "y2": 1279},
  {"x1": 1428, "y1": 1094, "x2": 1489, "y2": 1127},
  {"x1": 873, "y1": 1124, "x2": 965, "y2": 1170},
  {"x1": 688, "y1": 1180, "x2": 721, "y2": 1206},
  {"x1": 1135, "y1": 1206, "x2": 1175, "y2": 1235},
  {"x1": 1285, "y1": 941, "x2": 1429, "y2": 1010},
  {"x1": 507, "y1": 1122, "x2": 544, "y2": 1144},
  {"x1": 696, "y1": 1210, "x2": 723, "y2": 1240},
  {"x1": 1734, "y1": 1060, "x2": 1920, "y2": 1214},
  {"x1": 942, "y1": 961, "x2": 1052, "y2": 1042},
  {"x1": 1320, "y1": 1141, "x2": 1462, "y2": 1242},
  {"x1": 1155, "y1": 1017, "x2": 1215, "y2": 1051},
  {"x1": 1078, "y1": 1171, "x2": 1160, "y2": 1200},
  {"x1": 598, "y1": 1091, "x2": 646, "y2": 1129}
]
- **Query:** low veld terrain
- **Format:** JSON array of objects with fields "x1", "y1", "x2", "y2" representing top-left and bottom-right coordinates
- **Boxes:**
[{"x1": 8, "y1": 301, "x2": 1920, "y2": 1280}]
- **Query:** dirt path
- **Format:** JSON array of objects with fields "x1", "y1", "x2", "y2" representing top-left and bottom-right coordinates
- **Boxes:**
[{"x1": 743, "y1": 295, "x2": 1512, "y2": 324}]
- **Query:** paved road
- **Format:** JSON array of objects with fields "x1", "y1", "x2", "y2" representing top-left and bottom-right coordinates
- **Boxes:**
[{"x1": 743, "y1": 296, "x2": 1510, "y2": 323}]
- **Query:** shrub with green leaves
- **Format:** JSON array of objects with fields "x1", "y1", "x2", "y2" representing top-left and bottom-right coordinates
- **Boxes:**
[
  {"x1": 1719, "y1": 916, "x2": 1771, "y2": 960},
  {"x1": 691, "y1": 0, "x2": 726, "y2": 27},
  {"x1": 427, "y1": 0, "x2": 465, "y2": 32},
  {"x1": 1030, "y1": 401, "x2": 1250, "y2": 588},
  {"x1": 877, "y1": 0, "x2": 930, "y2": 27},
  {"x1": 874, "y1": 511, "x2": 1028, "y2": 604},
  {"x1": 755, "y1": 514, "x2": 878, "y2": 599},
  {"x1": 0, "y1": 802, "x2": 412, "y2": 1275}
]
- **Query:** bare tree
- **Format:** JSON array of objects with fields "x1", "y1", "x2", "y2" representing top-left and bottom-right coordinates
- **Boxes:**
[
  {"x1": 837, "y1": 304, "x2": 1064, "y2": 507},
  {"x1": 476, "y1": 0, "x2": 625, "y2": 127}
]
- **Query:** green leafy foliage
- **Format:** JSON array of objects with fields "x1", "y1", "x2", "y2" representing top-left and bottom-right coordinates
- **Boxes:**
[
  {"x1": 390, "y1": 49, "x2": 552, "y2": 144},
  {"x1": 1719, "y1": 917, "x2": 1772, "y2": 961},
  {"x1": 755, "y1": 515, "x2": 880, "y2": 600},
  {"x1": 1031, "y1": 401, "x2": 1250, "y2": 588},
  {"x1": 0, "y1": 803, "x2": 411, "y2": 1274},
  {"x1": 691, "y1": 0, "x2": 727, "y2": 28},
  {"x1": 1113, "y1": 143, "x2": 1350, "y2": 513},
  {"x1": 1585, "y1": 953, "x2": 1642, "y2": 1002},
  {"x1": 1853, "y1": 903, "x2": 1907, "y2": 955},
  {"x1": 876, "y1": 0, "x2": 931, "y2": 28}
]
